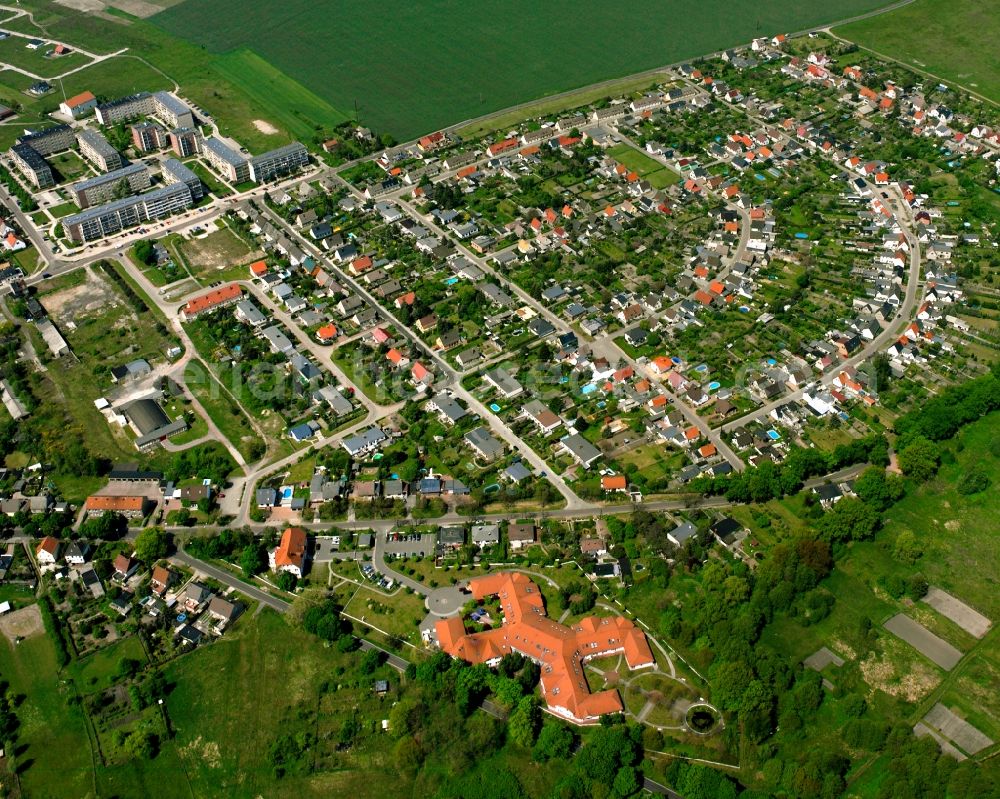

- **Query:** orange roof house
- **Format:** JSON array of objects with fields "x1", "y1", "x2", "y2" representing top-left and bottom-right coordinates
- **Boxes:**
[
  {"x1": 601, "y1": 475, "x2": 627, "y2": 492},
  {"x1": 249, "y1": 259, "x2": 268, "y2": 277},
  {"x1": 436, "y1": 573, "x2": 654, "y2": 724},
  {"x1": 62, "y1": 90, "x2": 95, "y2": 110},
  {"x1": 684, "y1": 426, "x2": 700, "y2": 441},
  {"x1": 698, "y1": 443, "x2": 717, "y2": 458},
  {"x1": 386, "y1": 348, "x2": 407, "y2": 367},
  {"x1": 180, "y1": 283, "x2": 242, "y2": 320},
  {"x1": 84, "y1": 495, "x2": 149, "y2": 517},
  {"x1": 36, "y1": 536, "x2": 60, "y2": 563},
  {"x1": 316, "y1": 323, "x2": 337, "y2": 343},
  {"x1": 271, "y1": 526, "x2": 307, "y2": 577}
]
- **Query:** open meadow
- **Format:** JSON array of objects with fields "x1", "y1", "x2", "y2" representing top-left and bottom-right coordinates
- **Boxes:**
[
  {"x1": 154, "y1": 0, "x2": 895, "y2": 139},
  {"x1": 836, "y1": 0, "x2": 1000, "y2": 103}
]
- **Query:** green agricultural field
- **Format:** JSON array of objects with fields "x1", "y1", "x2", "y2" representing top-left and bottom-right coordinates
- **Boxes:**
[
  {"x1": 154, "y1": 0, "x2": 896, "y2": 140},
  {"x1": 211, "y1": 49, "x2": 350, "y2": 141},
  {"x1": 836, "y1": 0, "x2": 1000, "y2": 103}
]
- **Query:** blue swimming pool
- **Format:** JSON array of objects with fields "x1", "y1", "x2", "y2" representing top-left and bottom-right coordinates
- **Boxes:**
[
  {"x1": 695, "y1": 363, "x2": 709, "y2": 373},
  {"x1": 738, "y1": 305, "x2": 750, "y2": 313},
  {"x1": 707, "y1": 381, "x2": 720, "y2": 391},
  {"x1": 766, "y1": 358, "x2": 777, "y2": 366},
  {"x1": 597, "y1": 401, "x2": 606, "y2": 408},
  {"x1": 581, "y1": 383, "x2": 597, "y2": 395},
  {"x1": 281, "y1": 487, "x2": 293, "y2": 499},
  {"x1": 490, "y1": 403, "x2": 501, "y2": 412},
  {"x1": 671, "y1": 356, "x2": 682, "y2": 365},
  {"x1": 795, "y1": 232, "x2": 809, "y2": 239},
  {"x1": 445, "y1": 277, "x2": 459, "y2": 285},
  {"x1": 754, "y1": 173, "x2": 766, "y2": 181},
  {"x1": 767, "y1": 429, "x2": 781, "y2": 440}
]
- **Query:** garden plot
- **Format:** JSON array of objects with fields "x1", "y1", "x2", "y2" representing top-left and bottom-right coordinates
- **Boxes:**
[
  {"x1": 923, "y1": 587, "x2": 991, "y2": 639},
  {"x1": 884, "y1": 613, "x2": 963, "y2": 671}
]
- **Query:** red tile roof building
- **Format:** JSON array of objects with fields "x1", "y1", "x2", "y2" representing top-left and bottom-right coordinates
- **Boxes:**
[
  {"x1": 180, "y1": 283, "x2": 242, "y2": 320},
  {"x1": 436, "y1": 573, "x2": 654, "y2": 724},
  {"x1": 270, "y1": 526, "x2": 307, "y2": 577}
]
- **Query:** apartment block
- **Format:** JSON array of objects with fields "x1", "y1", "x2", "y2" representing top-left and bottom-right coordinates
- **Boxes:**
[
  {"x1": 77, "y1": 129, "x2": 124, "y2": 172},
  {"x1": 9, "y1": 144, "x2": 54, "y2": 189},
  {"x1": 248, "y1": 142, "x2": 309, "y2": 183},
  {"x1": 202, "y1": 136, "x2": 250, "y2": 183},
  {"x1": 131, "y1": 121, "x2": 167, "y2": 152},
  {"x1": 64, "y1": 182, "x2": 193, "y2": 242},
  {"x1": 168, "y1": 126, "x2": 200, "y2": 157},
  {"x1": 162, "y1": 157, "x2": 204, "y2": 200},
  {"x1": 16, "y1": 125, "x2": 75, "y2": 156},
  {"x1": 71, "y1": 162, "x2": 151, "y2": 209}
]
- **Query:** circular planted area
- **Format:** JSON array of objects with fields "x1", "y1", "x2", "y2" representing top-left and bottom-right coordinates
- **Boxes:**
[
  {"x1": 622, "y1": 672, "x2": 698, "y2": 729},
  {"x1": 686, "y1": 703, "x2": 721, "y2": 735}
]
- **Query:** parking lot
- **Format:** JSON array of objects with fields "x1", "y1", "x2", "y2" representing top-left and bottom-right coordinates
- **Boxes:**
[
  {"x1": 382, "y1": 532, "x2": 436, "y2": 559},
  {"x1": 313, "y1": 535, "x2": 350, "y2": 562}
]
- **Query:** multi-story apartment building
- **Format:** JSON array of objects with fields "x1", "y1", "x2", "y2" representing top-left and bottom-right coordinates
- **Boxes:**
[
  {"x1": 77, "y1": 129, "x2": 124, "y2": 172},
  {"x1": 71, "y1": 163, "x2": 150, "y2": 209},
  {"x1": 16, "y1": 124, "x2": 75, "y2": 156},
  {"x1": 202, "y1": 136, "x2": 250, "y2": 183},
  {"x1": 162, "y1": 157, "x2": 204, "y2": 200},
  {"x1": 64, "y1": 182, "x2": 193, "y2": 242},
  {"x1": 9, "y1": 143, "x2": 54, "y2": 189},
  {"x1": 248, "y1": 142, "x2": 309, "y2": 183},
  {"x1": 168, "y1": 126, "x2": 201, "y2": 158},
  {"x1": 131, "y1": 121, "x2": 167, "y2": 152}
]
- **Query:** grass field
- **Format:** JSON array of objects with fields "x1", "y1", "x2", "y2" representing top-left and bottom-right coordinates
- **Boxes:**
[
  {"x1": 0, "y1": 623, "x2": 95, "y2": 798},
  {"x1": 154, "y1": 0, "x2": 895, "y2": 140},
  {"x1": 836, "y1": 0, "x2": 1000, "y2": 104},
  {"x1": 183, "y1": 358, "x2": 263, "y2": 463},
  {"x1": 179, "y1": 225, "x2": 259, "y2": 285},
  {"x1": 211, "y1": 49, "x2": 349, "y2": 140},
  {"x1": 607, "y1": 143, "x2": 681, "y2": 189},
  {"x1": 164, "y1": 609, "x2": 401, "y2": 798}
]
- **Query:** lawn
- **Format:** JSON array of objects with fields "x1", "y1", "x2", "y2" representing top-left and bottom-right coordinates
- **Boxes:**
[
  {"x1": 607, "y1": 143, "x2": 680, "y2": 189},
  {"x1": 163, "y1": 609, "x2": 402, "y2": 798},
  {"x1": 178, "y1": 225, "x2": 260, "y2": 284},
  {"x1": 0, "y1": 623, "x2": 95, "y2": 798},
  {"x1": 341, "y1": 584, "x2": 427, "y2": 643},
  {"x1": 183, "y1": 358, "x2": 264, "y2": 463},
  {"x1": 154, "y1": 0, "x2": 896, "y2": 140},
  {"x1": 836, "y1": 0, "x2": 1000, "y2": 103}
]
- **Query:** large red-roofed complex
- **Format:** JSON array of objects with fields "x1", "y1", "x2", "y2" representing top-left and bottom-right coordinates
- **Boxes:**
[
  {"x1": 180, "y1": 283, "x2": 242, "y2": 320},
  {"x1": 436, "y1": 572, "x2": 655, "y2": 724}
]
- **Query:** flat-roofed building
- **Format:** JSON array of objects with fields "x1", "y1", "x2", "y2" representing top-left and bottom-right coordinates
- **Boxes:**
[
  {"x1": 152, "y1": 91, "x2": 194, "y2": 128},
  {"x1": 131, "y1": 120, "x2": 167, "y2": 152},
  {"x1": 71, "y1": 162, "x2": 150, "y2": 208},
  {"x1": 203, "y1": 136, "x2": 250, "y2": 183},
  {"x1": 161, "y1": 157, "x2": 203, "y2": 200},
  {"x1": 95, "y1": 92, "x2": 154, "y2": 125},
  {"x1": 168, "y1": 126, "x2": 200, "y2": 157},
  {"x1": 120, "y1": 396, "x2": 187, "y2": 449},
  {"x1": 16, "y1": 124, "x2": 75, "y2": 155},
  {"x1": 64, "y1": 182, "x2": 193, "y2": 242},
  {"x1": 77, "y1": 128, "x2": 124, "y2": 171},
  {"x1": 248, "y1": 142, "x2": 308, "y2": 183},
  {"x1": 9, "y1": 143, "x2": 54, "y2": 188}
]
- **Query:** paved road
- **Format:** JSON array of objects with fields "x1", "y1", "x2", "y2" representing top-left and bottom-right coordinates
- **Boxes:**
[
  {"x1": 171, "y1": 549, "x2": 291, "y2": 613},
  {"x1": 643, "y1": 777, "x2": 683, "y2": 798}
]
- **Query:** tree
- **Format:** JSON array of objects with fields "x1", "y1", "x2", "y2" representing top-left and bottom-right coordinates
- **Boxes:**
[
  {"x1": 957, "y1": 466, "x2": 990, "y2": 495},
  {"x1": 275, "y1": 571, "x2": 297, "y2": 592},
  {"x1": 533, "y1": 721, "x2": 574, "y2": 762},
  {"x1": 897, "y1": 437, "x2": 940, "y2": 481},
  {"x1": 240, "y1": 542, "x2": 267, "y2": 578},
  {"x1": 816, "y1": 498, "x2": 880, "y2": 543},
  {"x1": 612, "y1": 765, "x2": 639, "y2": 797},
  {"x1": 892, "y1": 529, "x2": 922, "y2": 564},
  {"x1": 853, "y1": 467, "x2": 905, "y2": 510},
  {"x1": 133, "y1": 528, "x2": 169, "y2": 564},
  {"x1": 508, "y1": 696, "x2": 541, "y2": 748}
]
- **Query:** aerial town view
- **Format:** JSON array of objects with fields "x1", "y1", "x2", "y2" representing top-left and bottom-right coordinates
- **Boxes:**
[{"x1": 0, "y1": 0, "x2": 997, "y2": 797}]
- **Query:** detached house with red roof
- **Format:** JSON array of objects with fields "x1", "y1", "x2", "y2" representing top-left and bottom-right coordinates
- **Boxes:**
[
  {"x1": 436, "y1": 573, "x2": 654, "y2": 724},
  {"x1": 270, "y1": 526, "x2": 307, "y2": 578},
  {"x1": 36, "y1": 536, "x2": 61, "y2": 565}
]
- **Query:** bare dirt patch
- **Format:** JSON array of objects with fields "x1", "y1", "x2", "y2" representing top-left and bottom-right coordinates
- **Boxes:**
[
  {"x1": 44, "y1": 267, "x2": 120, "y2": 322},
  {"x1": 0, "y1": 603, "x2": 44, "y2": 643},
  {"x1": 860, "y1": 636, "x2": 941, "y2": 702},
  {"x1": 253, "y1": 119, "x2": 279, "y2": 135}
]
